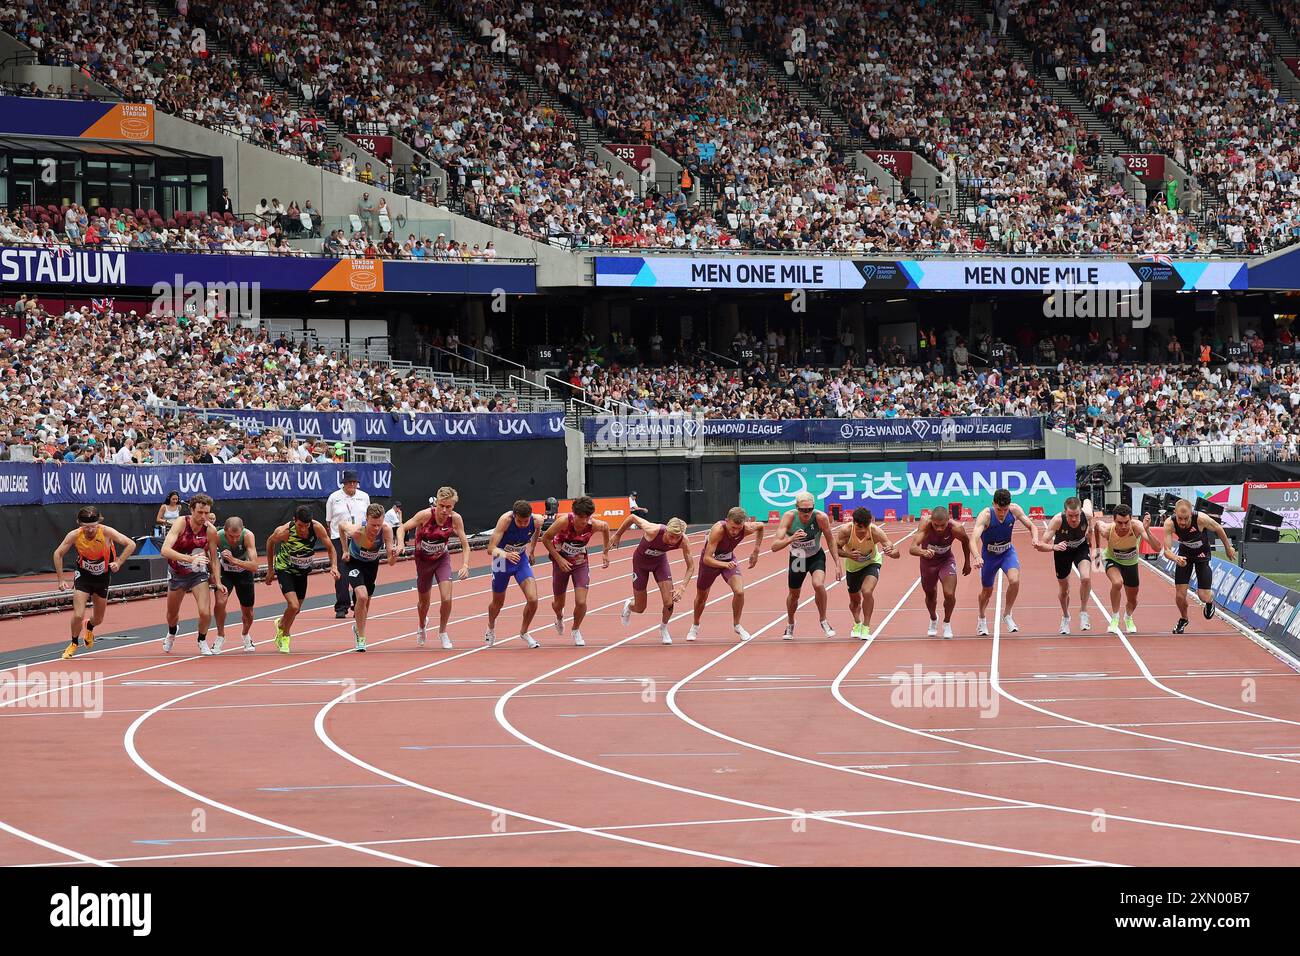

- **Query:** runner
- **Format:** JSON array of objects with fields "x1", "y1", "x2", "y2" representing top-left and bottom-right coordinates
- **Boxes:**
[
  {"x1": 339, "y1": 503, "x2": 398, "y2": 652},
  {"x1": 1162, "y1": 499, "x2": 1237, "y2": 634},
  {"x1": 401, "y1": 486, "x2": 470, "y2": 650},
  {"x1": 771, "y1": 491, "x2": 842, "y2": 640},
  {"x1": 970, "y1": 488, "x2": 1041, "y2": 635},
  {"x1": 687, "y1": 507, "x2": 766, "y2": 643},
  {"x1": 264, "y1": 505, "x2": 339, "y2": 653},
  {"x1": 213, "y1": 516, "x2": 259, "y2": 653},
  {"x1": 160, "y1": 493, "x2": 225, "y2": 656},
  {"x1": 542, "y1": 496, "x2": 611, "y2": 647},
  {"x1": 833, "y1": 507, "x2": 900, "y2": 639},
  {"x1": 1092, "y1": 504, "x2": 1164, "y2": 635},
  {"x1": 1034, "y1": 497, "x2": 1096, "y2": 634},
  {"x1": 52, "y1": 507, "x2": 136, "y2": 660},
  {"x1": 909, "y1": 505, "x2": 972, "y2": 639},
  {"x1": 485, "y1": 500, "x2": 542, "y2": 648},
  {"x1": 611, "y1": 514, "x2": 694, "y2": 644}
]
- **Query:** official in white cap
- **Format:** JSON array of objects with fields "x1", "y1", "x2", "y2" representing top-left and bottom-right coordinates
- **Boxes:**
[{"x1": 326, "y1": 469, "x2": 370, "y2": 617}]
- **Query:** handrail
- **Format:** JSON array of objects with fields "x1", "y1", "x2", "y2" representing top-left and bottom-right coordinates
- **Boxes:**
[
  {"x1": 544, "y1": 374, "x2": 635, "y2": 416},
  {"x1": 461, "y1": 342, "x2": 527, "y2": 375},
  {"x1": 429, "y1": 344, "x2": 490, "y2": 379}
]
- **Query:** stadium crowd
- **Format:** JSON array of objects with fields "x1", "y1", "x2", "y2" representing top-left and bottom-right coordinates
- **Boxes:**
[{"x1": 0, "y1": 299, "x2": 519, "y2": 464}]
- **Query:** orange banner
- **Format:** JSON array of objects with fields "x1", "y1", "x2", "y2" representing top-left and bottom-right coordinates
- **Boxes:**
[
  {"x1": 81, "y1": 103, "x2": 155, "y2": 142},
  {"x1": 531, "y1": 497, "x2": 631, "y2": 524},
  {"x1": 311, "y1": 257, "x2": 385, "y2": 292}
]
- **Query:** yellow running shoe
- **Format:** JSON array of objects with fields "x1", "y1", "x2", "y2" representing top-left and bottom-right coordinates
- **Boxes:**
[
  {"x1": 274, "y1": 618, "x2": 290, "y2": 654},
  {"x1": 84, "y1": 630, "x2": 95, "y2": 650},
  {"x1": 61, "y1": 641, "x2": 78, "y2": 660}
]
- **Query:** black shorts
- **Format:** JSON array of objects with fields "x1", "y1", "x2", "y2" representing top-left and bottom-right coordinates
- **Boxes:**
[
  {"x1": 1105, "y1": 560, "x2": 1140, "y2": 589},
  {"x1": 347, "y1": 558, "x2": 380, "y2": 595},
  {"x1": 74, "y1": 570, "x2": 110, "y2": 599},
  {"x1": 845, "y1": 563, "x2": 881, "y2": 594},
  {"x1": 1174, "y1": 555, "x2": 1213, "y2": 590},
  {"x1": 276, "y1": 568, "x2": 310, "y2": 600},
  {"x1": 788, "y1": 550, "x2": 827, "y2": 590},
  {"x1": 223, "y1": 571, "x2": 256, "y2": 608},
  {"x1": 1054, "y1": 548, "x2": 1091, "y2": 580}
]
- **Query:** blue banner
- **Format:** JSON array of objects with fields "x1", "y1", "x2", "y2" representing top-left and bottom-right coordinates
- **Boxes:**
[
  {"x1": 189, "y1": 409, "x2": 565, "y2": 442},
  {"x1": 580, "y1": 416, "x2": 1041, "y2": 444},
  {"x1": 1238, "y1": 575, "x2": 1294, "y2": 632},
  {"x1": 0, "y1": 462, "x2": 391, "y2": 505},
  {"x1": 1223, "y1": 567, "x2": 1259, "y2": 616},
  {"x1": 1266, "y1": 589, "x2": 1300, "y2": 650}
]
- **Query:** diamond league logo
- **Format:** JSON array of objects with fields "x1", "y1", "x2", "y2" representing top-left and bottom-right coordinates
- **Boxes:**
[
  {"x1": 910, "y1": 419, "x2": 931, "y2": 439},
  {"x1": 860, "y1": 264, "x2": 877, "y2": 280},
  {"x1": 1137, "y1": 266, "x2": 1153, "y2": 281},
  {"x1": 758, "y1": 467, "x2": 808, "y2": 508}
]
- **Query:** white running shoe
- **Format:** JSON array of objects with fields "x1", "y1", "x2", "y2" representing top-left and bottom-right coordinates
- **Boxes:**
[
  {"x1": 554, "y1": 615, "x2": 565, "y2": 636},
  {"x1": 976, "y1": 618, "x2": 989, "y2": 636},
  {"x1": 484, "y1": 627, "x2": 496, "y2": 647},
  {"x1": 620, "y1": 599, "x2": 632, "y2": 626},
  {"x1": 942, "y1": 622, "x2": 954, "y2": 640},
  {"x1": 1004, "y1": 614, "x2": 1019, "y2": 633},
  {"x1": 820, "y1": 619, "x2": 836, "y2": 637},
  {"x1": 520, "y1": 633, "x2": 539, "y2": 649},
  {"x1": 242, "y1": 634, "x2": 255, "y2": 652},
  {"x1": 572, "y1": 630, "x2": 585, "y2": 647},
  {"x1": 1079, "y1": 611, "x2": 1091, "y2": 632},
  {"x1": 440, "y1": 632, "x2": 453, "y2": 649},
  {"x1": 927, "y1": 619, "x2": 938, "y2": 637},
  {"x1": 660, "y1": 626, "x2": 672, "y2": 645},
  {"x1": 163, "y1": 631, "x2": 176, "y2": 653},
  {"x1": 1059, "y1": 616, "x2": 1071, "y2": 635},
  {"x1": 417, "y1": 627, "x2": 427, "y2": 648},
  {"x1": 735, "y1": 625, "x2": 753, "y2": 642},
  {"x1": 198, "y1": 640, "x2": 214, "y2": 656},
  {"x1": 212, "y1": 635, "x2": 225, "y2": 654},
  {"x1": 686, "y1": 624, "x2": 699, "y2": 642},
  {"x1": 783, "y1": 624, "x2": 795, "y2": 641}
]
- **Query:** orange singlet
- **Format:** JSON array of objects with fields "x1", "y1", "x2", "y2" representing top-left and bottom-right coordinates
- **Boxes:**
[{"x1": 74, "y1": 526, "x2": 115, "y2": 576}]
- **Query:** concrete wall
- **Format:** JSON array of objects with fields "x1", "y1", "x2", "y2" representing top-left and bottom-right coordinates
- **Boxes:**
[
  {"x1": 1045, "y1": 428, "x2": 1121, "y2": 498},
  {"x1": 564, "y1": 427, "x2": 585, "y2": 497}
]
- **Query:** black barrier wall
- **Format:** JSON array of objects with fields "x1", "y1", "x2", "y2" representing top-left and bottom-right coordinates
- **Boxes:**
[
  {"x1": 586, "y1": 448, "x2": 1045, "y2": 524},
  {"x1": 0, "y1": 439, "x2": 568, "y2": 577},
  {"x1": 1124, "y1": 462, "x2": 1300, "y2": 487}
]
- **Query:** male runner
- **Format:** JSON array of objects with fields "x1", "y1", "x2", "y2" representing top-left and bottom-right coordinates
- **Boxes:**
[
  {"x1": 970, "y1": 488, "x2": 1041, "y2": 635},
  {"x1": 542, "y1": 496, "x2": 611, "y2": 647},
  {"x1": 1163, "y1": 499, "x2": 1236, "y2": 634},
  {"x1": 1093, "y1": 504, "x2": 1164, "y2": 635},
  {"x1": 687, "y1": 507, "x2": 765, "y2": 643},
  {"x1": 1035, "y1": 497, "x2": 1096, "y2": 634},
  {"x1": 402, "y1": 486, "x2": 470, "y2": 649},
  {"x1": 909, "y1": 506, "x2": 972, "y2": 639},
  {"x1": 265, "y1": 505, "x2": 339, "y2": 653},
  {"x1": 834, "y1": 508, "x2": 900, "y2": 639},
  {"x1": 160, "y1": 492, "x2": 224, "y2": 655},
  {"x1": 771, "y1": 491, "x2": 842, "y2": 640},
  {"x1": 485, "y1": 500, "x2": 542, "y2": 648},
  {"x1": 213, "y1": 516, "x2": 259, "y2": 653},
  {"x1": 339, "y1": 503, "x2": 398, "y2": 652},
  {"x1": 611, "y1": 514, "x2": 694, "y2": 644},
  {"x1": 53, "y1": 507, "x2": 136, "y2": 659}
]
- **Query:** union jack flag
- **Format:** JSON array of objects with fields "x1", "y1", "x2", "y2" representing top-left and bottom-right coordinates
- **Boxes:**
[
  {"x1": 1138, "y1": 253, "x2": 1173, "y2": 265},
  {"x1": 300, "y1": 117, "x2": 325, "y2": 132},
  {"x1": 91, "y1": 297, "x2": 114, "y2": 315}
]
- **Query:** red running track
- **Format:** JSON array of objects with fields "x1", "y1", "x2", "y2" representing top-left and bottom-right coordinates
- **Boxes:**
[{"x1": 3, "y1": 523, "x2": 1300, "y2": 867}]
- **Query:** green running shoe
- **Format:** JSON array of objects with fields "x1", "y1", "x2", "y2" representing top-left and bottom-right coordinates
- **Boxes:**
[
  {"x1": 353, "y1": 624, "x2": 367, "y2": 653},
  {"x1": 274, "y1": 618, "x2": 290, "y2": 654}
]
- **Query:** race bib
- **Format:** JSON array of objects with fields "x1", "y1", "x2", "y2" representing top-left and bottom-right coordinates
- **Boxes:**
[
  {"x1": 418, "y1": 540, "x2": 447, "y2": 558},
  {"x1": 81, "y1": 558, "x2": 107, "y2": 575},
  {"x1": 986, "y1": 540, "x2": 1012, "y2": 555},
  {"x1": 289, "y1": 553, "x2": 314, "y2": 570}
]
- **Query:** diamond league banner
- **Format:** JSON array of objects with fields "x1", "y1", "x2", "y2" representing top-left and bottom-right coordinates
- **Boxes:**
[
  {"x1": 594, "y1": 256, "x2": 1248, "y2": 292},
  {"x1": 189, "y1": 409, "x2": 566, "y2": 442},
  {"x1": 739, "y1": 459, "x2": 1076, "y2": 518},
  {"x1": 580, "y1": 416, "x2": 1040, "y2": 444},
  {"x1": 0, "y1": 462, "x2": 391, "y2": 505}
]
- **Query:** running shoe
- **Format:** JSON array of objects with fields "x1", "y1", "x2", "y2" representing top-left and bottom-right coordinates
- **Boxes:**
[
  {"x1": 520, "y1": 632, "x2": 540, "y2": 649},
  {"x1": 353, "y1": 625, "x2": 366, "y2": 653},
  {"x1": 572, "y1": 630, "x2": 585, "y2": 647},
  {"x1": 1204, "y1": 601, "x2": 1216, "y2": 620},
  {"x1": 686, "y1": 624, "x2": 699, "y2": 642},
  {"x1": 976, "y1": 618, "x2": 989, "y2": 636},
  {"x1": 1125, "y1": 615, "x2": 1137, "y2": 634},
  {"x1": 83, "y1": 630, "x2": 94, "y2": 650},
  {"x1": 1109, "y1": 614, "x2": 1123, "y2": 636},
  {"x1": 554, "y1": 615, "x2": 566, "y2": 636},
  {"x1": 857, "y1": 623, "x2": 871, "y2": 640},
  {"x1": 942, "y1": 623, "x2": 954, "y2": 640},
  {"x1": 274, "y1": 619, "x2": 289, "y2": 654},
  {"x1": 926, "y1": 619, "x2": 938, "y2": 637},
  {"x1": 440, "y1": 632, "x2": 453, "y2": 650},
  {"x1": 212, "y1": 635, "x2": 226, "y2": 654},
  {"x1": 735, "y1": 626, "x2": 753, "y2": 642},
  {"x1": 417, "y1": 627, "x2": 427, "y2": 648},
  {"x1": 620, "y1": 599, "x2": 632, "y2": 627},
  {"x1": 1079, "y1": 612, "x2": 1091, "y2": 632},
  {"x1": 484, "y1": 627, "x2": 496, "y2": 647},
  {"x1": 1004, "y1": 614, "x2": 1019, "y2": 633},
  {"x1": 163, "y1": 631, "x2": 176, "y2": 653},
  {"x1": 61, "y1": 641, "x2": 78, "y2": 661},
  {"x1": 1173, "y1": 618, "x2": 1189, "y2": 635},
  {"x1": 660, "y1": 626, "x2": 672, "y2": 645},
  {"x1": 1059, "y1": 616, "x2": 1071, "y2": 635},
  {"x1": 242, "y1": 634, "x2": 256, "y2": 652},
  {"x1": 198, "y1": 640, "x2": 214, "y2": 656},
  {"x1": 782, "y1": 624, "x2": 795, "y2": 641},
  {"x1": 820, "y1": 619, "x2": 836, "y2": 637}
]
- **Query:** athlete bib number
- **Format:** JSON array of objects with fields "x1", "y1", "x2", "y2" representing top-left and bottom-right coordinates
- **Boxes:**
[{"x1": 985, "y1": 540, "x2": 1012, "y2": 555}]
